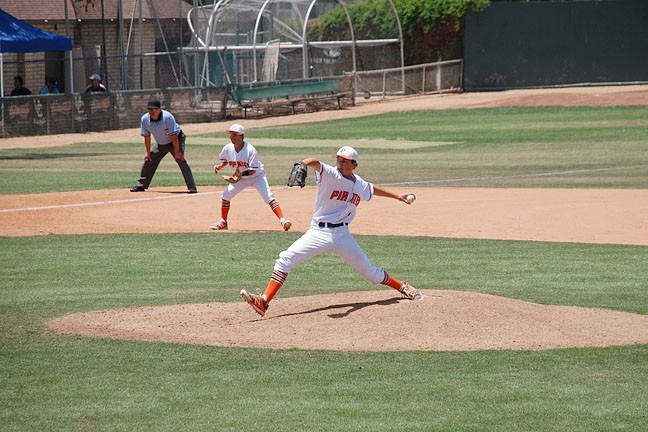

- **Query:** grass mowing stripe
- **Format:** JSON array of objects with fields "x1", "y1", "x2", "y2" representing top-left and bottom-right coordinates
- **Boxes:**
[
  {"x1": 3, "y1": 338, "x2": 647, "y2": 431},
  {"x1": 251, "y1": 106, "x2": 648, "y2": 142}
]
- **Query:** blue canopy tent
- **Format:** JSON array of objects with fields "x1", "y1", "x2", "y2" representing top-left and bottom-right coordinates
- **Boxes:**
[{"x1": 0, "y1": 8, "x2": 72, "y2": 97}]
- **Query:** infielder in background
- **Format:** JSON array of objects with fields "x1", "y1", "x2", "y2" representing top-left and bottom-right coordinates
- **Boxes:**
[
  {"x1": 130, "y1": 98, "x2": 198, "y2": 193},
  {"x1": 241, "y1": 146, "x2": 422, "y2": 317},
  {"x1": 211, "y1": 124, "x2": 291, "y2": 231}
]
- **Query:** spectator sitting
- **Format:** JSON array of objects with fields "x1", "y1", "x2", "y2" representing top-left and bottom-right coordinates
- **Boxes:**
[
  {"x1": 85, "y1": 73, "x2": 107, "y2": 93},
  {"x1": 39, "y1": 79, "x2": 60, "y2": 95},
  {"x1": 10, "y1": 75, "x2": 32, "y2": 96}
]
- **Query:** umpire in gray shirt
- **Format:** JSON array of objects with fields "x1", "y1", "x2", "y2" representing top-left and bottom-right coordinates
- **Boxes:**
[{"x1": 130, "y1": 99, "x2": 197, "y2": 193}]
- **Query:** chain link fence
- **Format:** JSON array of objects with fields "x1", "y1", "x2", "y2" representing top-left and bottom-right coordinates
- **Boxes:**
[
  {"x1": 1, "y1": 58, "x2": 462, "y2": 138},
  {"x1": 352, "y1": 60, "x2": 463, "y2": 100}
]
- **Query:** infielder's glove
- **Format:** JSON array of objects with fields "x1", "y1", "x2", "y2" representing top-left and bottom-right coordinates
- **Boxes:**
[
  {"x1": 223, "y1": 168, "x2": 242, "y2": 184},
  {"x1": 287, "y1": 162, "x2": 307, "y2": 188}
]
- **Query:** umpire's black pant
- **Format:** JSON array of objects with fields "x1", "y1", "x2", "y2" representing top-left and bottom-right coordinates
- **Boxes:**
[{"x1": 135, "y1": 131, "x2": 197, "y2": 191}]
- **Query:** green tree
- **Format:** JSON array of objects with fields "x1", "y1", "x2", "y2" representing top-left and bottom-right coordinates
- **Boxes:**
[
  {"x1": 308, "y1": 0, "x2": 400, "y2": 41},
  {"x1": 397, "y1": 0, "x2": 490, "y2": 62}
]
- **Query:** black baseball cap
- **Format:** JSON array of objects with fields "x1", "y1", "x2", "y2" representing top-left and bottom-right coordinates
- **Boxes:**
[{"x1": 147, "y1": 98, "x2": 161, "y2": 109}]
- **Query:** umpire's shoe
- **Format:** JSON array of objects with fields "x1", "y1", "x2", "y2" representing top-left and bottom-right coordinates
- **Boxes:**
[{"x1": 130, "y1": 186, "x2": 146, "y2": 192}]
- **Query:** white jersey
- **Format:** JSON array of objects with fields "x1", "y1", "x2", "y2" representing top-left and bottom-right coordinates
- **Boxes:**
[
  {"x1": 312, "y1": 162, "x2": 374, "y2": 224},
  {"x1": 218, "y1": 140, "x2": 263, "y2": 178}
]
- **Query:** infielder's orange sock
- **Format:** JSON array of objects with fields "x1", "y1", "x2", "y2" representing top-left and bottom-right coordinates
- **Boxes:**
[
  {"x1": 263, "y1": 270, "x2": 288, "y2": 303},
  {"x1": 221, "y1": 199, "x2": 230, "y2": 220},
  {"x1": 269, "y1": 199, "x2": 285, "y2": 219}
]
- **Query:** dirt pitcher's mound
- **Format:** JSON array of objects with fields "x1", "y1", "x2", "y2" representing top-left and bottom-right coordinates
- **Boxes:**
[{"x1": 49, "y1": 290, "x2": 648, "y2": 352}]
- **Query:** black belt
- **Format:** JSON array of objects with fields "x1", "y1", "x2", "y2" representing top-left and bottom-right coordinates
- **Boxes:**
[{"x1": 318, "y1": 222, "x2": 348, "y2": 228}]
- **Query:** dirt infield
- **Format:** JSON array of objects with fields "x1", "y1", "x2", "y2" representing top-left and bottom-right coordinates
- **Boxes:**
[
  {"x1": 6, "y1": 84, "x2": 648, "y2": 351},
  {"x1": 3, "y1": 187, "x2": 648, "y2": 245}
]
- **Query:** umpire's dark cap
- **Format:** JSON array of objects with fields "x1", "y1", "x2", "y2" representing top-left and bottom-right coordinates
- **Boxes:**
[{"x1": 147, "y1": 98, "x2": 161, "y2": 109}]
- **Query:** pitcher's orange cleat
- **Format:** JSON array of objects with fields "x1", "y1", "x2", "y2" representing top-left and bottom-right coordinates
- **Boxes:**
[{"x1": 240, "y1": 289, "x2": 268, "y2": 316}]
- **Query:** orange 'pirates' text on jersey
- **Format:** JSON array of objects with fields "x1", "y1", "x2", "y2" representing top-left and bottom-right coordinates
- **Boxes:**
[
  {"x1": 311, "y1": 162, "x2": 373, "y2": 224},
  {"x1": 218, "y1": 140, "x2": 263, "y2": 178}
]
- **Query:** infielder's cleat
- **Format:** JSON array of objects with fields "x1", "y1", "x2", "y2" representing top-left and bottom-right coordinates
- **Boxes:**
[
  {"x1": 210, "y1": 219, "x2": 228, "y2": 230},
  {"x1": 399, "y1": 283, "x2": 423, "y2": 301},
  {"x1": 240, "y1": 289, "x2": 268, "y2": 316},
  {"x1": 280, "y1": 218, "x2": 292, "y2": 231},
  {"x1": 187, "y1": 189, "x2": 198, "y2": 194},
  {"x1": 130, "y1": 186, "x2": 146, "y2": 192}
]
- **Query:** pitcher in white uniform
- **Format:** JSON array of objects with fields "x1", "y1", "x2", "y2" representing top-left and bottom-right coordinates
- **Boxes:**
[
  {"x1": 241, "y1": 146, "x2": 422, "y2": 317},
  {"x1": 211, "y1": 124, "x2": 291, "y2": 231}
]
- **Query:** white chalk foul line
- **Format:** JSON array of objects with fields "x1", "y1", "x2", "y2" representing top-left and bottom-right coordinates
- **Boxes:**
[
  {"x1": 0, "y1": 191, "x2": 219, "y2": 213},
  {"x1": 2, "y1": 164, "x2": 645, "y2": 213}
]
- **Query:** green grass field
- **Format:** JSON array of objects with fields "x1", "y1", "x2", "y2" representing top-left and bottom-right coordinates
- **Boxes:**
[{"x1": 1, "y1": 106, "x2": 647, "y2": 431}]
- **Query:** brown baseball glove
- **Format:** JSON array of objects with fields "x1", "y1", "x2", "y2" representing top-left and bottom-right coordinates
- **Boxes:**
[{"x1": 223, "y1": 168, "x2": 242, "y2": 184}]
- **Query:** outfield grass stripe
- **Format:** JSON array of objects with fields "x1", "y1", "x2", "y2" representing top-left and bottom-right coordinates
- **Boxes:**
[{"x1": 389, "y1": 164, "x2": 648, "y2": 186}]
